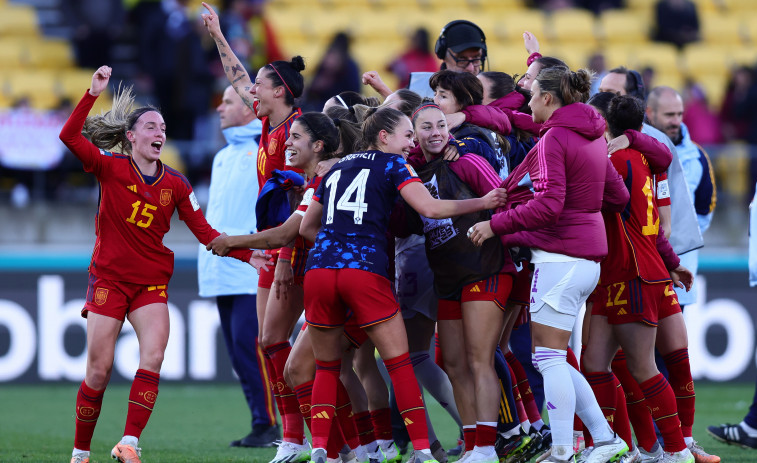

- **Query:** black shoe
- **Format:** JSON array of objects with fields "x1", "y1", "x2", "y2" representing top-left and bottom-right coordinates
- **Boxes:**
[
  {"x1": 707, "y1": 423, "x2": 757, "y2": 449},
  {"x1": 230, "y1": 424, "x2": 281, "y2": 448},
  {"x1": 495, "y1": 430, "x2": 533, "y2": 463}
]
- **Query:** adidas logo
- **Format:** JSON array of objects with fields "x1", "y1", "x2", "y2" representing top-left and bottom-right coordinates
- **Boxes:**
[
  {"x1": 127, "y1": 185, "x2": 137, "y2": 193},
  {"x1": 159, "y1": 291, "x2": 166, "y2": 298},
  {"x1": 470, "y1": 285, "x2": 480, "y2": 293},
  {"x1": 546, "y1": 401, "x2": 556, "y2": 410},
  {"x1": 617, "y1": 308, "x2": 628, "y2": 315},
  {"x1": 313, "y1": 411, "x2": 330, "y2": 419},
  {"x1": 403, "y1": 417, "x2": 414, "y2": 426}
]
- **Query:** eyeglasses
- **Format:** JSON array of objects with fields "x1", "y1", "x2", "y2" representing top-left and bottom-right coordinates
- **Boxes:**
[{"x1": 447, "y1": 49, "x2": 483, "y2": 70}]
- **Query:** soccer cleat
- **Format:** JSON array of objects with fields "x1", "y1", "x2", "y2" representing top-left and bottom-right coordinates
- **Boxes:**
[
  {"x1": 464, "y1": 446, "x2": 499, "y2": 463},
  {"x1": 411, "y1": 449, "x2": 440, "y2": 463},
  {"x1": 539, "y1": 451, "x2": 576, "y2": 463},
  {"x1": 620, "y1": 447, "x2": 641, "y2": 463},
  {"x1": 231, "y1": 424, "x2": 281, "y2": 447},
  {"x1": 111, "y1": 442, "x2": 142, "y2": 463},
  {"x1": 522, "y1": 428, "x2": 546, "y2": 462},
  {"x1": 658, "y1": 448, "x2": 694, "y2": 463},
  {"x1": 686, "y1": 440, "x2": 720, "y2": 463},
  {"x1": 707, "y1": 423, "x2": 757, "y2": 449},
  {"x1": 70, "y1": 453, "x2": 90, "y2": 463},
  {"x1": 309, "y1": 447, "x2": 327, "y2": 463},
  {"x1": 581, "y1": 435, "x2": 628, "y2": 463},
  {"x1": 495, "y1": 430, "x2": 532, "y2": 463},
  {"x1": 576, "y1": 446, "x2": 594, "y2": 463},
  {"x1": 270, "y1": 440, "x2": 312, "y2": 463},
  {"x1": 380, "y1": 440, "x2": 402, "y2": 463},
  {"x1": 638, "y1": 442, "x2": 663, "y2": 463},
  {"x1": 535, "y1": 448, "x2": 553, "y2": 463},
  {"x1": 367, "y1": 444, "x2": 384, "y2": 463}
]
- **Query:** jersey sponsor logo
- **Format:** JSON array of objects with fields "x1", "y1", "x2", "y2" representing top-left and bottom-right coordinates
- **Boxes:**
[
  {"x1": 268, "y1": 139, "x2": 278, "y2": 156},
  {"x1": 94, "y1": 288, "x2": 108, "y2": 306},
  {"x1": 127, "y1": 184, "x2": 137, "y2": 193},
  {"x1": 188, "y1": 192, "x2": 200, "y2": 211},
  {"x1": 160, "y1": 189, "x2": 172, "y2": 206}
]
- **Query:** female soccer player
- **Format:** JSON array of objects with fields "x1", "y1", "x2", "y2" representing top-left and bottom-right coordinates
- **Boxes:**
[
  {"x1": 202, "y1": 4, "x2": 311, "y2": 457},
  {"x1": 298, "y1": 107, "x2": 507, "y2": 463},
  {"x1": 408, "y1": 102, "x2": 519, "y2": 463},
  {"x1": 468, "y1": 66, "x2": 630, "y2": 463},
  {"x1": 60, "y1": 66, "x2": 257, "y2": 463}
]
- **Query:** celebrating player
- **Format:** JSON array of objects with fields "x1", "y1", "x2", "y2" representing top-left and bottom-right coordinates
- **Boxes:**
[{"x1": 60, "y1": 66, "x2": 258, "y2": 463}]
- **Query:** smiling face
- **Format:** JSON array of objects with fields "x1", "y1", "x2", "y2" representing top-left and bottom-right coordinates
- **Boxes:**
[
  {"x1": 413, "y1": 107, "x2": 448, "y2": 157},
  {"x1": 518, "y1": 61, "x2": 542, "y2": 92},
  {"x1": 433, "y1": 87, "x2": 462, "y2": 114},
  {"x1": 378, "y1": 116, "x2": 415, "y2": 158},
  {"x1": 528, "y1": 80, "x2": 554, "y2": 124},
  {"x1": 127, "y1": 110, "x2": 166, "y2": 164},
  {"x1": 284, "y1": 120, "x2": 320, "y2": 169},
  {"x1": 250, "y1": 69, "x2": 283, "y2": 118}
]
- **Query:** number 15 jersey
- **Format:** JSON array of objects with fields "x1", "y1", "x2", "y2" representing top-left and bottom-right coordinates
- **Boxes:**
[{"x1": 305, "y1": 150, "x2": 421, "y2": 279}]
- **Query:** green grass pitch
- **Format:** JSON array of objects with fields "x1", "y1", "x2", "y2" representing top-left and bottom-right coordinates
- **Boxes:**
[{"x1": 1, "y1": 382, "x2": 755, "y2": 462}]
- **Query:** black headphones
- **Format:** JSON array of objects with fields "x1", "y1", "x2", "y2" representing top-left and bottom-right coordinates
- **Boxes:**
[
  {"x1": 434, "y1": 20, "x2": 487, "y2": 60},
  {"x1": 626, "y1": 69, "x2": 645, "y2": 100}
]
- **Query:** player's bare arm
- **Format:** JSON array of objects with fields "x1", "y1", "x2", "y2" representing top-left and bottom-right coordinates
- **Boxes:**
[{"x1": 201, "y1": 2, "x2": 254, "y2": 109}]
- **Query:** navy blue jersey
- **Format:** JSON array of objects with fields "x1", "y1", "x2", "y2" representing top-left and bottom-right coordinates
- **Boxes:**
[{"x1": 306, "y1": 150, "x2": 421, "y2": 279}]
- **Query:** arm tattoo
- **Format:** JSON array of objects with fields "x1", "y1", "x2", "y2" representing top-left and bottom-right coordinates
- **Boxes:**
[
  {"x1": 265, "y1": 239, "x2": 272, "y2": 249},
  {"x1": 231, "y1": 64, "x2": 244, "y2": 76}
]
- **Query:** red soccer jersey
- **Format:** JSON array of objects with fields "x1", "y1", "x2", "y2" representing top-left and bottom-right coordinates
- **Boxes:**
[
  {"x1": 600, "y1": 148, "x2": 670, "y2": 285},
  {"x1": 256, "y1": 107, "x2": 302, "y2": 195},
  {"x1": 60, "y1": 91, "x2": 252, "y2": 285}
]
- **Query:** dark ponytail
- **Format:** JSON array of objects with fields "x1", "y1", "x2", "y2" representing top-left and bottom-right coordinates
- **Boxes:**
[
  {"x1": 266, "y1": 56, "x2": 306, "y2": 106},
  {"x1": 361, "y1": 107, "x2": 406, "y2": 151},
  {"x1": 535, "y1": 66, "x2": 594, "y2": 106}
]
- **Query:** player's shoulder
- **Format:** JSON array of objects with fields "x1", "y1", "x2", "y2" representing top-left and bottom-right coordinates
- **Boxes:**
[{"x1": 162, "y1": 163, "x2": 191, "y2": 190}]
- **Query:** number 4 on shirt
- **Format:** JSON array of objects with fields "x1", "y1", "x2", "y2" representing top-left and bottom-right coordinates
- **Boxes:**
[{"x1": 325, "y1": 169, "x2": 370, "y2": 225}]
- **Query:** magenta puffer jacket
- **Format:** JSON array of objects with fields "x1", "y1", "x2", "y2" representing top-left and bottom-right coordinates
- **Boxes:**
[{"x1": 490, "y1": 102, "x2": 629, "y2": 261}]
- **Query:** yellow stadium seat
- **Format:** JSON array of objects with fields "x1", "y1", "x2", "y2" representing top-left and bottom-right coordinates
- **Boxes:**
[
  {"x1": 651, "y1": 71, "x2": 684, "y2": 92},
  {"x1": 628, "y1": 43, "x2": 680, "y2": 74},
  {"x1": 742, "y1": 16, "x2": 757, "y2": 43},
  {"x1": 486, "y1": 45, "x2": 529, "y2": 76},
  {"x1": 5, "y1": 70, "x2": 59, "y2": 109},
  {"x1": 700, "y1": 13, "x2": 746, "y2": 44},
  {"x1": 495, "y1": 10, "x2": 547, "y2": 44},
  {"x1": 598, "y1": 10, "x2": 652, "y2": 44},
  {"x1": 720, "y1": 0, "x2": 757, "y2": 11},
  {"x1": 730, "y1": 47, "x2": 757, "y2": 67},
  {"x1": 58, "y1": 69, "x2": 97, "y2": 102},
  {"x1": 0, "y1": 39, "x2": 27, "y2": 68},
  {"x1": 0, "y1": 5, "x2": 38, "y2": 37},
  {"x1": 600, "y1": 44, "x2": 636, "y2": 70},
  {"x1": 27, "y1": 40, "x2": 74, "y2": 69},
  {"x1": 548, "y1": 9, "x2": 598, "y2": 45},
  {"x1": 548, "y1": 45, "x2": 597, "y2": 71},
  {"x1": 693, "y1": 73, "x2": 727, "y2": 109},
  {"x1": 625, "y1": 0, "x2": 657, "y2": 12},
  {"x1": 682, "y1": 43, "x2": 731, "y2": 76}
]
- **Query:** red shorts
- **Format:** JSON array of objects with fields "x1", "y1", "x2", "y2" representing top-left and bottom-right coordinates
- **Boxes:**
[
  {"x1": 591, "y1": 278, "x2": 671, "y2": 326},
  {"x1": 83, "y1": 274, "x2": 168, "y2": 321},
  {"x1": 659, "y1": 282, "x2": 682, "y2": 319},
  {"x1": 259, "y1": 252, "x2": 306, "y2": 289},
  {"x1": 508, "y1": 264, "x2": 532, "y2": 306},
  {"x1": 304, "y1": 268, "x2": 399, "y2": 329},
  {"x1": 343, "y1": 313, "x2": 369, "y2": 349},
  {"x1": 437, "y1": 273, "x2": 513, "y2": 321}
]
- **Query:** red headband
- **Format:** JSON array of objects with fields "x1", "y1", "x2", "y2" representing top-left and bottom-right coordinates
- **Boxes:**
[
  {"x1": 411, "y1": 103, "x2": 441, "y2": 120},
  {"x1": 269, "y1": 63, "x2": 294, "y2": 97}
]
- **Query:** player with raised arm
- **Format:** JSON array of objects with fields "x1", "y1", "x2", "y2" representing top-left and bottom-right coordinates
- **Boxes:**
[{"x1": 60, "y1": 66, "x2": 258, "y2": 463}]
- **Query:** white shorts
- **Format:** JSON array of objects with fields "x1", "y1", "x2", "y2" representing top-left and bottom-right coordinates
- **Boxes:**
[
  {"x1": 395, "y1": 235, "x2": 438, "y2": 321},
  {"x1": 529, "y1": 259, "x2": 600, "y2": 331}
]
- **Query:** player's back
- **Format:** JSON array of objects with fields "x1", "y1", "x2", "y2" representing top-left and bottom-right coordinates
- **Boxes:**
[
  {"x1": 306, "y1": 150, "x2": 420, "y2": 279},
  {"x1": 602, "y1": 147, "x2": 669, "y2": 284}
]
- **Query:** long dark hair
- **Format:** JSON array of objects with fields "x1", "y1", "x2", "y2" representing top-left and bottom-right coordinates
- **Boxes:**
[{"x1": 265, "y1": 56, "x2": 306, "y2": 106}]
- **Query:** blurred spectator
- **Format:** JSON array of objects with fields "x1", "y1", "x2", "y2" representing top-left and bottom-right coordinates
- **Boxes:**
[
  {"x1": 387, "y1": 28, "x2": 440, "y2": 90},
  {"x1": 138, "y1": 0, "x2": 215, "y2": 143},
  {"x1": 682, "y1": 81, "x2": 723, "y2": 146},
  {"x1": 653, "y1": 0, "x2": 700, "y2": 49},
  {"x1": 732, "y1": 67, "x2": 757, "y2": 196},
  {"x1": 526, "y1": 0, "x2": 576, "y2": 11},
  {"x1": 62, "y1": 0, "x2": 126, "y2": 68},
  {"x1": 220, "y1": 0, "x2": 284, "y2": 75},
  {"x1": 577, "y1": 0, "x2": 623, "y2": 15},
  {"x1": 302, "y1": 32, "x2": 361, "y2": 111},
  {"x1": 641, "y1": 66, "x2": 655, "y2": 97},
  {"x1": 720, "y1": 66, "x2": 754, "y2": 142},
  {"x1": 587, "y1": 52, "x2": 607, "y2": 96}
]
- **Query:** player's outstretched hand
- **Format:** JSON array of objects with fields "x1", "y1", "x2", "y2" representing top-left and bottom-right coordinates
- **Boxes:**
[
  {"x1": 201, "y1": 2, "x2": 222, "y2": 38},
  {"x1": 207, "y1": 232, "x2": 232, "y2": 256},
  {"x1": 89, "y1": 66, "x2": 112, "y2": 97},
  {"x1": 523, "y1": 31, "x2": 540, "y2": 55},
  {"x1": 670, "y1": 265, "x2": 693, "y2": 292},
  {"x1": 607, "y1": 134, "x2": 630, "y2": 155},
  {"x1": 468, "y1": 220, "x2": 494, "y2": 247},
  {"x1": 249, "y1": 250, "x2": 273, "y2": 274},
  {"x1": 482, "y1": 187, "x2": 507, "y2": 209}
]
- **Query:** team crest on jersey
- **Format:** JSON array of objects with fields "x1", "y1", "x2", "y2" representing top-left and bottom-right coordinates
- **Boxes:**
[
  {"x1": 160, "y1": 189, "x2": 172, "y2": 206},
  {"x1": 94, "y1": 288, "x2": 108, "y2": 306},
  {"x1": 269, "y1": 139, "x2": 278, "y2": 156}
]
